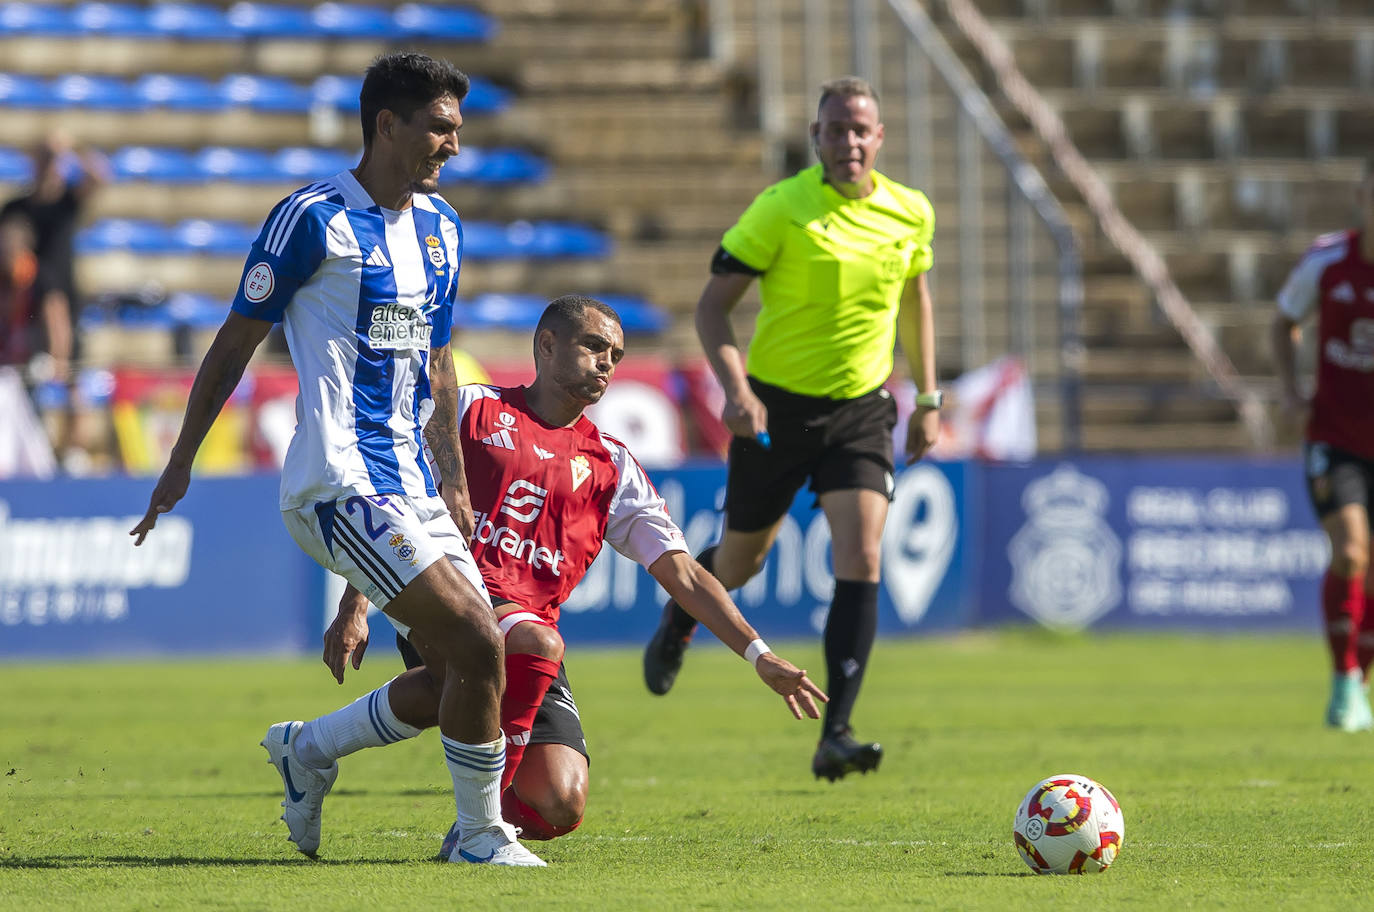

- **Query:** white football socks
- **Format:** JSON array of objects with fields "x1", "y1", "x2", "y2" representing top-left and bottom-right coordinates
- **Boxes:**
[
  {"x1": 440, "y1": 734, "x2": 505, "y2": 839},
  {"x1": 294, "y1": 680, "x2": 423, "y2": 769}
]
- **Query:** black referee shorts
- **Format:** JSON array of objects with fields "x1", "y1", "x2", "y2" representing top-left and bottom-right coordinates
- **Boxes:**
[{"x1": 723, "y1": 376, "x2": 897, "y2": 533}]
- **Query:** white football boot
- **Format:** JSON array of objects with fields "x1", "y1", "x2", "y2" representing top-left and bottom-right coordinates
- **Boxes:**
[
  {"x1": 262, "y1": 721, "x2": 339, "y2": 855},
  {"x1": 448, "y1": 821, "x2": 546, "y2": 867}
]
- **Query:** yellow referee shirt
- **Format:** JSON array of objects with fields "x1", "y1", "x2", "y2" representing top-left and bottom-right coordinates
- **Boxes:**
[{"x1": 721, "y1": 163, "x2": 934, "y2": 399}]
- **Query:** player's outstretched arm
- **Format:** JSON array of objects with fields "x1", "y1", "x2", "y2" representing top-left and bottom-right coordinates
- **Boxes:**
[
  {"x1": 647, "y1": 550, "x2": 827, "y2": 719},
  {"x1": 323, "y1": 584, "x2": 371, "y2": 684},
  {"x1": 130, "y1": 311, "x2": 273, "y2": 544}
]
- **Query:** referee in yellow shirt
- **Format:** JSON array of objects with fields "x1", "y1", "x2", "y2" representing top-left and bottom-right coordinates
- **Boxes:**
[{"x1": 644, "y1": 76, "x2": 941, "y2": 781}]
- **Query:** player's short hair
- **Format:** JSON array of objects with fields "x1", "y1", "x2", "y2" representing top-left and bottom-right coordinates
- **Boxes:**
[
  {"x1": 359, "y1": 53, "x2": 470, "y2": 145},
  {"x1": 817, "y1": 76, "x2": 879, "y2": 114},
  {"x1": 535, "y1": 294, "x2": 622, "y2": 341}
]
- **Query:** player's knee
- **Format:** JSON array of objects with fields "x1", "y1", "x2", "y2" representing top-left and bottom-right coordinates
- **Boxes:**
[
  {"x1": 713, "y1": 549, "x2": 767, "y2": 590},
  {"x1": 537, "y1": 778, "x2": 586, "y2": 829},
  {"x1": 1332, "y1": 543, "x2": 1369, "y2": 577},
  {"x1": 506, "y1": 620, "x2": 564, "y2": 662}
]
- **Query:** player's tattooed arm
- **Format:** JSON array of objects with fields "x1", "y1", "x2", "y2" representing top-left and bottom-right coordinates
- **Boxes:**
[
  {"x1": 132, "y1": 311, "x2": 273, "y2": 544},
  {"x1": 425, "y1": 343, "x2": 475, "y2": 539}
]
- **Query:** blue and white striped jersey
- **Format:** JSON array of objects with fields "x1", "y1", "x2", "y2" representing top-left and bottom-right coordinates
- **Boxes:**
[{"x1": 231, "y1": 169, "x2": 462, "y2": 509}]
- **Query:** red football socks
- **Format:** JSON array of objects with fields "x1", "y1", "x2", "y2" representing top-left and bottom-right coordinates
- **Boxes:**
[
  {"x1": 499, "y1": 652, "x2": 560, "y2": 791},
  {"x1": 1322, "y1": 572, "x2": 1364, "y2": 674}
]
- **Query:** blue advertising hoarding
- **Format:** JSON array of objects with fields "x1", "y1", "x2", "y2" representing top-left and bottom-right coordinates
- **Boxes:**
[
  {"x1": 977, "y1": 459, "x2": 1328, "y2": 631},
  {"x1": 0, "y1": 456, "x2": 1330, "y2": 660},
  {"x1": 0, "y1": 475, "x2": 316, "y2": 657}
]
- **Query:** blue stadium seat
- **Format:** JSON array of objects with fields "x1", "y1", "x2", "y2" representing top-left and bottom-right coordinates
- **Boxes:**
[
  {"x1": 459, "y1": 222, "x2": 518, "y2": 259},
  {"x1": 147, "y1": 2, "x2": 232, "y2": 39},
  {"x1": 453, "y1": 294, "x2": 547, "y2": 331},
  {"x1": 448, "y1": 147, "x2": 548, "y2": 184},
  {"x1": 597, "y1": 294, "x2": 669, "y2": 333},
  {"x1": 133, "y1": 74, "x2": 227, "y2": 111},
  {"x1": 0, "y1": 3, "x2": 75, "y2": 34},
  {"x1": 0, "y1": 73, "x2": 53, "y2": 107},
  {"x1": 508, "y1": 221, "x2": 611, "y2": 258},
  {"x1": 0, "y1": 147, "x2": 30, "y2": 182},
  {"x1": 110, "y1": 146, "x2": 200, "y2": 182},
  {"x1": 77, "y1": 219, "x2": 172, "y2": 254},
  {"x1": 164, "y1": 291, "x2": 230, "y2": 328},
  {"x1": 171, "y1": 219, "x2": 258, "y2": 255},
  {"x1": 71, "y1": 2, "x2": 154, "y2": 36},
  {"x1": 224, "y1": 1, "x2": 314, "y2": 37},
  {"x1": 310, "y1": 2, "x2": 401, "y2": 39},
  {"x1": 53, "y1": 74, "x2": 147, "y2": 111},
  {"x1": 455, "y1": 293, "x2": 666, "y2": 334},
  {"x1": 393, "y1": 3, "x2": 495, "y2": 42},
  {"x1": 271, "y1": 146, "x2": 354, "y2": 180},
  {"x1": 194, "y1": 146, "x2": 279, "y2": 181},
  {"x1": 219, "y1": 74, "x2": 312, "y2": 112}
]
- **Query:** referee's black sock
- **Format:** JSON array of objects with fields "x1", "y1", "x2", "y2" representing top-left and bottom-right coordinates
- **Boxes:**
[
  {"x1": 822, "y1": 579, "x2": 879, "y2": 740},
  {"x1": 666, "y1": 546, "x2": 716, "y2": 634}
]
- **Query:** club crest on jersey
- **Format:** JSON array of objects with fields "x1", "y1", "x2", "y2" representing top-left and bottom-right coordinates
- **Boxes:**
[
  {"x1": 570, "y1": 455, "x2": 591, "y2": 492},
  {"x1": 425, "y1": 234, "x2": 446, "y2": 268}
]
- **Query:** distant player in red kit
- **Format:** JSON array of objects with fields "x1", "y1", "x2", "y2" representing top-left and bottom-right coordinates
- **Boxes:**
[
  {"x1": 1273, "y1": 163, "x2": 1374, "y2": 731},
  {"x1": 271, "y1": 295, "x2": 826, "y2": 857}
]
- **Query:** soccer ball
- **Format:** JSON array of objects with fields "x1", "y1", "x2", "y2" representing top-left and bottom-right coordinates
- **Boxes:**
[{"x1": 1012, "y1": 774, "x2": 1124, "y2": 874}]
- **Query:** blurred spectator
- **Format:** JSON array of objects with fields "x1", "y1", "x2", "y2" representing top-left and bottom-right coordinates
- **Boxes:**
[
  {"x1": 1, "y1": 133, "x2": 109, "y2": 472},
  {"x1": 0, "y1": 217, "x2": 37, "y2": 366}
]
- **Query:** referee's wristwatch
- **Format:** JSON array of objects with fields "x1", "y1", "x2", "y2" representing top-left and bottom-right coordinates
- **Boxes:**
[{"x1": 915, "y1": 390, "x2": 944, "y2": 409}]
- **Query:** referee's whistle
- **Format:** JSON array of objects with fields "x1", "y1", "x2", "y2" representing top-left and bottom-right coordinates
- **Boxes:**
[{"x1": 755, "y1": 431, "x2": 771, "y2": 450}]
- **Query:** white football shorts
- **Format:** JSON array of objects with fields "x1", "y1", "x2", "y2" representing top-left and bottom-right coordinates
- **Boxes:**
[{"x1": 283, "y1": 492, "x2": 490, "y2": 635}]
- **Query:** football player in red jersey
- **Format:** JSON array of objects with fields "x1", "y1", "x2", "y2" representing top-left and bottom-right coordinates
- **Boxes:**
[
  {"x1": 1273, "y1": 163, "x2": 1374, "y2": 731},
  {"x1": 280, "y1": 295, "x2": 827, "y2": 855}
]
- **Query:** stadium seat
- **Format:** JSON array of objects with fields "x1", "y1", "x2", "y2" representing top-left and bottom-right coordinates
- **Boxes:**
[
  {"x1": 455, "y1": 293, "x2": 666, "y2": 334},
  {"x1": 110, "y1": 146, "x2": 201, "y2": 183},
  {"x1": 310, "y1": 2, "x2": 401, "y2": 39},
  {"x1": 171, "y1": 219, "x2": 258, "y2": 256},
  {"x1": 219, "y1": 74, "x2": 313, "y2": 113},
  {"x1": 0, "y1": 3, "x2": 74, "y2": 34},
  {"x1": 195, "y1": 146, "x2": 280, "y2": 181},
  {"x1": 0, "y1": 73, "x2": 51, "y2": 107},
  {"x1": 147, "y1": 2, "x2": 233, "y2": 39},
  {"x1": 448, "y1": 147, "x2": 549, "y2": 184},
  {"x1": 0, "y1": 147, "x2": 30, "y2": 182},
  {"x1": 392, "y1": 3, "x2": 495, "y2": 41},
  {"x1": 133, "y1": 74, "x2": 227, "y2": 111},
  {"x1": 71, "y1": 2, "x2": 154, "y2": 36},
  {"x1": 77, "y1": 219, "x2": 172, "y2": 254},
  {"x1": 224, "y1": 1, "x2": 315, "y2": 37},
  {"x1": 271, "y1": 146, "x2": 354, "y2": 180},
  {"x1": 53, "y1": 74, "x2": 146, "y2": 111}
]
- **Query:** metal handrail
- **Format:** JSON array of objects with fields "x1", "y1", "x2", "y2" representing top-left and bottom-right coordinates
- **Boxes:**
[{"x1": 884, "y1": 0, "x2": 1085, "y2": 450}]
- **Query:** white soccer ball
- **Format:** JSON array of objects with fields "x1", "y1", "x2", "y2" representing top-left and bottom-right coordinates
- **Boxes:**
[{"x1": 1012, "y1": 774, "x2": 1125, "y2": 875}]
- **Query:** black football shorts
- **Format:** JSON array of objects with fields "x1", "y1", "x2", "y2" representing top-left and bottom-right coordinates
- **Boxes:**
[{"x1": 723, "y1": 376, "x2": 897, "y2": 533}]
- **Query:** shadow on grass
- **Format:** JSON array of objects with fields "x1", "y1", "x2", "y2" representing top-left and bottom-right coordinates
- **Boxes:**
[
  {"x1": 943, "y1": 871, "x2": 1036, "y2": 877},
  {"x1": 0, "y1": 854, "x2": 416, "y2": 869}
]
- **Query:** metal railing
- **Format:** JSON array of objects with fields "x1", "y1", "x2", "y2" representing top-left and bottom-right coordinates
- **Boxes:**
[{"x1": 710, "y1": 0, "x2": 1085, "y2": 450}]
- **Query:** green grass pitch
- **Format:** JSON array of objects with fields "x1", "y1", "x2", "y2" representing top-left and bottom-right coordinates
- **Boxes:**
[{"x1": 3, "y1": 630, "x2": 1372, "y2": 910}]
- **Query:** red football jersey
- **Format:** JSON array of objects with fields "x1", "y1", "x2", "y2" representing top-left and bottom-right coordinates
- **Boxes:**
[
  {"x1": 451, "y1": 384, "x2": 687, "y2": 624},
  {"x1": 1278, "y1": 229, "x2": 1374, "y2": 459}
]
